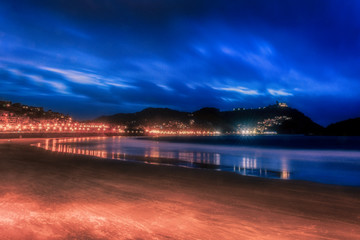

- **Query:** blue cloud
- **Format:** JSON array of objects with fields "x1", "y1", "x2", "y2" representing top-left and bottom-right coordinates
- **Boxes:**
[{"x1": 0, "y1": 0, "x2": 359, "y2": 125}]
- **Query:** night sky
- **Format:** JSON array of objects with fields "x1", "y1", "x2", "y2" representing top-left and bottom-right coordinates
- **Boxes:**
[{"x1": 1, "y1": 0, "x2": 360, "y2": 126}]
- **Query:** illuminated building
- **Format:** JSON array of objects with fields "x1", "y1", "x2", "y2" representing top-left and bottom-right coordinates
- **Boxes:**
[{"x1": 278, "y1": 102, "x2": 288, "y2": 108}]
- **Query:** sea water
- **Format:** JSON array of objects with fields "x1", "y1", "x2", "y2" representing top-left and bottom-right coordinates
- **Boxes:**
[{"x1": 38, "y1": 135, "x2": 360, "y2": 186}]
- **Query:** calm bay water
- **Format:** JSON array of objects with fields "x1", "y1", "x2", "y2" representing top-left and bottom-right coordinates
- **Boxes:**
[{"x1": 37, "y1": 135, "x2": 360, "y2": 186}]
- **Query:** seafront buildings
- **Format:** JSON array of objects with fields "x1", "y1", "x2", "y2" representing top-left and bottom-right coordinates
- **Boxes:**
[{"x1": 0, "y1": 101, "x2": 123, "y2": 134}]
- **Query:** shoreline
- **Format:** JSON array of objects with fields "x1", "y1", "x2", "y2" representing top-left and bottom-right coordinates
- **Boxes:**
[{"x1": 0, "y1": 139, "x2": 359, "y2": 239}]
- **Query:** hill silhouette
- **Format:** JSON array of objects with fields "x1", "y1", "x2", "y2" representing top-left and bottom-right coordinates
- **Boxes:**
[
  {"x1": 96, "y1": 104, "x2": 324, "y2": 135},
  {"x1": 326, "y1": 118, "x2": 360, "y2": 136}
]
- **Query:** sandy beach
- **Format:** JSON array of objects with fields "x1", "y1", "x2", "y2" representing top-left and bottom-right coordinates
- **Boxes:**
[{"x1": 0, "y1": 139, "x2": 359, "y2": 239}]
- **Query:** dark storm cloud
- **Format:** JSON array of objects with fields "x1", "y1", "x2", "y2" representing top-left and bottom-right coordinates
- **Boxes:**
[{"x1": 0, "y1": 0, "x2": 360, "y2": 125}]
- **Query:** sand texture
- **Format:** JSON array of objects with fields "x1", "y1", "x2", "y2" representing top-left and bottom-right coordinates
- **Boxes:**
[{"x1": 0, "y1": 140, "x2": 359, "y2": 239}]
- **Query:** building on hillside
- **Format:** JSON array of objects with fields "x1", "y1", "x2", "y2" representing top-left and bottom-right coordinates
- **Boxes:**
[
  {"x1": 0, "y1": 110, "x2": 10, "y2": 124},
  {"x1": 277, "y1": 101, "x2": 288, "y2": 108},
  {"x1": 0, "y1": 101, "x2": 12, "y2": 108}
]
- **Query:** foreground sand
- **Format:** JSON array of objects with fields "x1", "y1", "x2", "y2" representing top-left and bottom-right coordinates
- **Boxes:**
[{"x1": 0, "y1": 139, "x2": 359, "y2": 239}]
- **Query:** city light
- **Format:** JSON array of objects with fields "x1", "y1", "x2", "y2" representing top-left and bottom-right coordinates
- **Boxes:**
[
  {"x1": 0, "y1": 100, "x2": 291, "y2": 136},
  {"x1": 0, "y1": 121, "x2": 124, "y2": 134},
  {"x1": 146, "y1": 129, "x2": 221, "y2": 136}
]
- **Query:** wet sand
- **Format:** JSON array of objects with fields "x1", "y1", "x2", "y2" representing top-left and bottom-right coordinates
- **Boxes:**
[{"x1": 0, "y1": 139, "x2": 359, "y2": 239}]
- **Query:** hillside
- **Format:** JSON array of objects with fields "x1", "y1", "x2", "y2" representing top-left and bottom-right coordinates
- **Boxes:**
[
  {"x1": 96, "y1": 108, "x2": 189, "y2": 127},
  {"x1": 96, "y1": 104, "x2": 324, "y2": 135},
  {"x1": 0, "y1": 100, "x2": 69, "y2": 120},
  {"x1": 326, "y1": 118, "x2": 360, "y2": 136}
]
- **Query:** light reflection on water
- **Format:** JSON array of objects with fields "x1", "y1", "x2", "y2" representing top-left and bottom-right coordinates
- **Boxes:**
[
  {"x1": 34, "y1": 136, "x2": 360, "y2": 185},
  {"x1": 35, "y1": 137, "x2": 292, "y2": 180}
]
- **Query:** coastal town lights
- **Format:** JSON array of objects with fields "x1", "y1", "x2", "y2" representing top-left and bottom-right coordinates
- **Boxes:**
[{"x1": 0, "y1": 120, "x2": 123, "y2": 134}]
